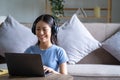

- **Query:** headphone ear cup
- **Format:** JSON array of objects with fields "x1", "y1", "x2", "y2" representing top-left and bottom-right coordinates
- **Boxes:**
[
  {"x1": 32, "y1": 24, "x2": 36, "y2": 35},
  {"x1": 55, "y1": 26, "x2": 58, "y2": 33},
  {"x1": 51, "y1": 16, "x2": 58, "y2": 34},
  {"x1": 53, "y1": 26, "x2": 59, "y2": 34}
]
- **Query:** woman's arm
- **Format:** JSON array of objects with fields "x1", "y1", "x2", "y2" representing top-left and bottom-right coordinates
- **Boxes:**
[
  {"x1": 43, "y1": 62, "x2": 68, "y2": 74},
  {"x1": 59, "y1": 62, "x2": 68, "y2": 74}
]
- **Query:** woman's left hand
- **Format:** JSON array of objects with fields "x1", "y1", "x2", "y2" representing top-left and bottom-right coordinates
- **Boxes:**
[{"x1": 43, "y1": 65, "x2": 60, "y2": 74}]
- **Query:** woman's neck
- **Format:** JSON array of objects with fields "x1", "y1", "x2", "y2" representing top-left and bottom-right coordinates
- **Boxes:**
[{"x1": 39, "y1": 42, "x2": 52, "y2": 50}]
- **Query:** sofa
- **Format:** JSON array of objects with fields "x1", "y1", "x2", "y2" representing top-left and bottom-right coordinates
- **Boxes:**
[
  {"x1": 0, "y1": 16, "x2": 120, "y2": 80},
  {"x1": 66, "y1": 23, "x2": 120, "y2": 80}
]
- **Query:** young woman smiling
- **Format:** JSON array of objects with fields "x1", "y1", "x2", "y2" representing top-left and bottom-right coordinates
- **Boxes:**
[{"x1": 24, "y1": 14, "x2": 68, "y2": 74}]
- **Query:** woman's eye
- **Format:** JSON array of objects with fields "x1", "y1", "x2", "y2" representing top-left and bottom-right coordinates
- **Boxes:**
[
  {"x1": 36, "y1": 29, "x2": 40, "y2": 31},
  {"x1": 43, "y1": 28, "x2": 48, "y2": 31},
  {"x1": 36, "y1": 27, "x2": 49, "y2": 32}
]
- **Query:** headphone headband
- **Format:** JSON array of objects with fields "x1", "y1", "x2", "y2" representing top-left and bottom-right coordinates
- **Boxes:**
[{"x1": 32, "y1": 14, "x2": 58, "y2": 35}]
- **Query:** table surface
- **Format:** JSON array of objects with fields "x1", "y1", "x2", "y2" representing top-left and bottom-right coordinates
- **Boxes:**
[
  {"x1": 0, "y1": 73, "x2": 73, "y2": 80},
  {"x1": 0, "y1": 63, "x2": 73, "y2": 80}
]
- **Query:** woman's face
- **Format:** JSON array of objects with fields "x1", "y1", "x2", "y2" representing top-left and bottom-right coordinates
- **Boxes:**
[{"x1": 35, "y1": 21, "x2": 51, "y2": 43}]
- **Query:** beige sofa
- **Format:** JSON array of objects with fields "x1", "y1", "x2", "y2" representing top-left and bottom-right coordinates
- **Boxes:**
[
  {"x1": 67, "y1": 23, "x2": 120, "y2": 80},
  {"x1": 0, "y1": 23, "x2": 120, "y2": 80},
  {"x1": 77, "y1": 23, "x2": 120, "y2": 64}
]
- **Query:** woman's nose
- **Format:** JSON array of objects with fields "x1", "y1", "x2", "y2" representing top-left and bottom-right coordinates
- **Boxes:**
[{"x1": 40, "y1": 30, "x2": 44, "y2": 35}]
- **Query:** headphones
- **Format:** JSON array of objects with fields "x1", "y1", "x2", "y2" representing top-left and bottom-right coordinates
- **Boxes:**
[
  {"x1": 32, "y1": 14, "x2": 58, "y2": 35},
  {"x1": 51, "y1": 16, "x2": 58, "y2": 36}
]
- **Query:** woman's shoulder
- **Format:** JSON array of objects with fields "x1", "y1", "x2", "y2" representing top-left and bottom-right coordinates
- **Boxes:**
[
  {"x1": 52, "y1": 45, "x2": 68, "y2": 62},
  {"x1": 24, "y1": 45, "x2": 38, "y2": 53},
  {"x1": 52, "y1": 45, "x2": 63, "y2": 50},
  {"x1": 52, "y1": 45, "x2": 66, "y2": 53},
  {"x1": 27, "y1": 45, "x2": 38, "y2": 49}
]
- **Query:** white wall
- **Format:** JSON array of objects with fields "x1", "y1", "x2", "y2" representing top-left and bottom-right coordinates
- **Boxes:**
[
  {"x1": 0, "y1": 0, "x2": 119, "y2": 23},
  {"x1": 0, "y1": 0, "x2": 45, "y2": 23},
  {"x1": 112, "y1": 0, "x2": 120, "y2": 22}
]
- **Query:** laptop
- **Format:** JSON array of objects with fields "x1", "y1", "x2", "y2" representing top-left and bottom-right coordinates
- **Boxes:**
[{"x1": 5, "y1": 53, "x2": 45, "y2": 77}]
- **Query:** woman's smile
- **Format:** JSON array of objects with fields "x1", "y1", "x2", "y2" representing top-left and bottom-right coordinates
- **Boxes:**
[{"x1": 39, "y1": 35, "x2": 47, "y2": 41}]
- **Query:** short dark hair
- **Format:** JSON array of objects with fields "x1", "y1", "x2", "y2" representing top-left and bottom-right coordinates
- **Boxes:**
[{"x1": 32, "y1": 14, "x2": 58, "y2": 45}]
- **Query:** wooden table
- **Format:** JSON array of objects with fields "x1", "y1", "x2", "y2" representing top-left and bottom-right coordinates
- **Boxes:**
[{"x1": 0, "y1": 73, "x2": 73, "y2": 80}]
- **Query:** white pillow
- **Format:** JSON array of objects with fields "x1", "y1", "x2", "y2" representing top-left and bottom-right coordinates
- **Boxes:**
[
  {"x1": 0, "y1": 16, "x2": 6, "y2": 24},
  {"x1": 57, "y1": 14, "x2": 101, "y2": 64},
  {"x1": 0, "y1": 15, "x2": 37, "y2": 57},
  {"x1": 102, "y1": 30, "x2": 120, "y2": 61}
]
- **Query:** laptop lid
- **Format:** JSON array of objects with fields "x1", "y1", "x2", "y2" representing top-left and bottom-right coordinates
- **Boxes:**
[{"x1": 5, "y1": 53, "x2": 45, "y2": 77}]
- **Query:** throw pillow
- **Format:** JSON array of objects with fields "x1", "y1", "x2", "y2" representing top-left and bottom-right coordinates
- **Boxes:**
[
  {"x1": 0, "y1": 15, "x2": 37, "y2": 57},
  {"x1": 102, "y1": 30, "x2": 120, "y2": 61},
  {"x1": 57, "y1": 14, "x2": 101, "y2": 64},
  {"x1": 0, "y1": 16, "x2": 6, "y2": 25}
]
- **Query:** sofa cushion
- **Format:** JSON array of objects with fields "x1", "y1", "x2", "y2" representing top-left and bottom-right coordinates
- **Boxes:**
[
  {"x1": 57, "y1": 14, "x2": 101, "y2": 64},
  {"x1": 102, "y1": 30, "x2": 120, "y2": 62},
  {"x1": 0, "y1": 15, "x2": 37, "y2": 57},
  {"x1": 67, "y1": 64, "x2": 120, "y2": 76}
]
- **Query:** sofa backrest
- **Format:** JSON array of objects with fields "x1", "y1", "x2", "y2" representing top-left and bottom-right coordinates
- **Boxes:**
[
  {"x1": 22, "y1": 23, "x2": 120, "y2": 42},
  {"x1": 22, "y1": 23, "x2": 120, "y2": 65},
  {"x1": 79, "y1": 23, "x2": 120, "y2": 65},
  {"x1": 84, "y1": 23, "x2": 120, "y2": 42}
]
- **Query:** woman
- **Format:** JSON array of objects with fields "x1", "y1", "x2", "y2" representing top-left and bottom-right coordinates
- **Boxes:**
[{"x1": 24, "y1": 14, "x2": 68, "y2": 74}]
